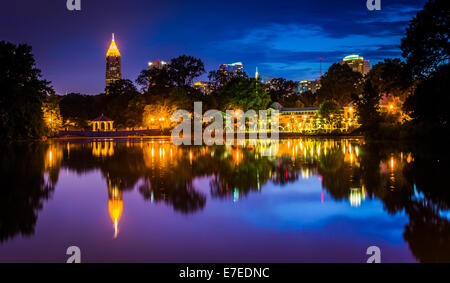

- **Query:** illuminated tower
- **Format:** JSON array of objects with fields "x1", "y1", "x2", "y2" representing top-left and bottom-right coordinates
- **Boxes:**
[
  {"x1": 255, "y1": 67, "x2": 260, "y2": 80},
  {"x1": 106, "y1": 33, "x2": 122, "y2": 92}
]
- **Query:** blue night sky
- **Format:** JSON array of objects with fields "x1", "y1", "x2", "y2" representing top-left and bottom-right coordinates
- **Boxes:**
[{"x1": 0, "y1": 0, "x2": 427, "y2": 94}]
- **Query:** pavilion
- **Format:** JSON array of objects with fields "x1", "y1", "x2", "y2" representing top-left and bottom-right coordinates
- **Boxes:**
[{"x1": 92, "y1": 114, "x2": 114, "y2": 131}]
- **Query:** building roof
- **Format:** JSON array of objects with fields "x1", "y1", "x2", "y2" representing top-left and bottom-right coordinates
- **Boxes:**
[
  {"x1": 106, "y1": 33, "x2": 121, "y2": 57},
  {"x1": 92, "y1": 114, "x2": 113, "y2": 122},
  {"x1": 269, "y1": 102, "x2": 284, "y2": 110},
  {"x1": 343, "y1": 54, "x2": 364, "y2": 61},
  {"x1": 281, "y1": 107, "x2": 320, "y2": 112}
]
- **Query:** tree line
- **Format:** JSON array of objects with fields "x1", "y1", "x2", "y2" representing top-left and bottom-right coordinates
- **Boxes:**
[{"x1": 0, "y1": 0, "x2": 448, "y2": 140}]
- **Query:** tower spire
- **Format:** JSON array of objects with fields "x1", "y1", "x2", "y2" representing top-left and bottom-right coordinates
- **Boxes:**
[{"x1": 112, "y1": 33, "x2": 115, "y2": 41}]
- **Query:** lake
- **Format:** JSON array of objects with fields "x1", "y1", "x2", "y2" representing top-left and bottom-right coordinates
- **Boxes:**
[{"x1": 0, "y1": 138, "x2": 449, "y2": 262}]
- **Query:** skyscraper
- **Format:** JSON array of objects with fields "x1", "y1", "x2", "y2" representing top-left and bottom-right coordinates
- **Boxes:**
[
  {"x1": 299, "y1": 79, "x2": 321, "y2": 94},
  {"x1": 148, "y1": 60, "x2": 169, "y2": 70},
  {"x1": 219, "y1": 62, "x2": 244, "y2": 74},
  {"x1": 106, "y1": 33, "x2": 121, "y2": 92},
  {"x1": 339, "y1": 55, "x2": 370, "y2": 76}
]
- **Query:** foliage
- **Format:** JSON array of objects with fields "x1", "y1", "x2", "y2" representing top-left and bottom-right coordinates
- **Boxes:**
[
  {"x1": 353, "y1": 81, "x2": 382, "y2": 136},
  {"x1": 103, "y1": 79, "x2": 142, "y2": 128},
  {"x1": 208, "y1": 68, "x2": 248, "y2": 90},
  {"x1": 298, "y1": 90, "x2": 318, "y2": 107},
  {"x1": 0, "y1": 41, "x2": 52, "y2": 140},
  {"x1": 59, "y1": 93, "x2": 100, "y2": 129},
  {"x1": 136, "y1": 55, "x2": 205, "y2": 96},
  {"x1": 42, "y1": 92, "x2": 63, "y2": 135},
  {"x1": 403, "y1": 64, "x2": 450, "y2": 127},
  {"x1": 366, "y1": 58, "x2": 412, "y2": 100},
  {"x1": 168, "y1": 55, "x2": 205, "y2": 87},
  {"x1": 136, "y1": 63, "x2": 172, "y2": 93},
  {"x1": 401, "y1": 0, "x2": 449, "y2": 78},
  {"x1": 317, "y1": 63, "x2": 362, "y2": 106},
  {"x1": 142, "y1": 100, "x2": 179, "y2": 130},
  {"x1": 218, "y1": 78, "x2": 271, "y2": 111},
  {"x1": 319, "y1": 100, "x2": 340, "y2": 124},
  {"x1": 267, "y1": 78, "x2": 300, "y2": 107}
]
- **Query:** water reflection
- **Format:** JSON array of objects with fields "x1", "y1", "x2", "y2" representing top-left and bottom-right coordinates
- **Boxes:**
[
  {"x1": 0, "y1": 144, "x2": 56, "y2": 243},
  {"x1": 0, "y1": 138, "x2": 449, "y2": 262}
]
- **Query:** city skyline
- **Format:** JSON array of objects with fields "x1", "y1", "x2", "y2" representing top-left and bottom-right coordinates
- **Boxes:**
[{"x1": 0, "y1": 0, "x2": 427, "y2": 94}]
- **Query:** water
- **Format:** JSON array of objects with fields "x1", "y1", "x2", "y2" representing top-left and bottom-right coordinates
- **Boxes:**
[{"x1": 0, "y1": 138, "x2": 449, "y2": 262}]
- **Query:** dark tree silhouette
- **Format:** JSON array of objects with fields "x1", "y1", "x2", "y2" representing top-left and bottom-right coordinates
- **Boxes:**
[
  {"x1": 317, "y1": 63, "x2": 362, "y2": 106},
  {"x1": 0, "y1": 41, "x2": 52, "y2": 139},
  {"x1": 401, "y1": 0, "x2": 449, "y2": 78}
]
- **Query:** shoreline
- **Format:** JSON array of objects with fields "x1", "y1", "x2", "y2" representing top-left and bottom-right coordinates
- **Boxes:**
[{"x1": 53, "y1": 130, "x2": 363, "y2": 140}]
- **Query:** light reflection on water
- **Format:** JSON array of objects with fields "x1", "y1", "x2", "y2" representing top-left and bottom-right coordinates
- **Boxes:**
[{"x1": 0, "y1": 138, "x2": 449, "y2": 262}]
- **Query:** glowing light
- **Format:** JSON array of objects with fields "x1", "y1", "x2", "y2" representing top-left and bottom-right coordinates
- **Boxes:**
[
  {"x1": 389, "y1": 104, "x2": 394, "y2": 109},
  {"x1": 350, "y1": 188, "x2": 364, "y2": 207},
  {"x1": 106, "y1": 33, "x2": 121, "y2": 57},
  {"x1": 233, "y1": 188, "x2": 239, "y2": 202},
  {"x1": 343, "y1": 55, "x2": 364, "y2": 61},
  {"x1": 108, "y1": 199, "x2": 123, "y2": 239}
]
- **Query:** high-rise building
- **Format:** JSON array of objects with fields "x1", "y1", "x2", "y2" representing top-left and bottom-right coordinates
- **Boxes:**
[
  {"x1": 148, "y1": 60, "x2": 169, "y2": 70},
  {"x1": 219, "y1": 62, "x2": 244, "y2": 74},
  {"x1": 105, "y1": 33, "x2": 121, "y2": 92},
  {"x1": 299, "y1": 79, "x2": 321, "y2": 94},
  {"x1": 339, "y1": 55, "x2": 370, "y2": 76}
]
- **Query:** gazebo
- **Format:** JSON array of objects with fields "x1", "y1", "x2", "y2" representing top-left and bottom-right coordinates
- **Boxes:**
[{"x1": 92, "y1": 114, "x2": 114, "y2": 131}]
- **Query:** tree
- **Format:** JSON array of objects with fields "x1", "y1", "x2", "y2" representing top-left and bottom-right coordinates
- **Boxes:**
[
  {"x1": 0, "y1": 41, "x2": 52, "y2": 140},
  {"x1": 366, "y1": 58, "x2": 412, "y2": 100},
  {"x1": 218, "y1": 78, "x2": 271, "y2": 111},
  {"x1": 42, "y1": 92, "x2": 63, "y2": 135},
  {"x1": 136, "y1": 65, "x2": 173, "y2": 94},
  {"x1": 267, "y1": 78, "x2": 300, "y2": 107},
  {"x1": 319, "y1": 100, "x2": 340, "y2": 124},
  {"x1": 208, "y1": 68, "x2": 248, "y2": 90},
  {"x1": 59, "y1": 93, "x2": 99, "y2": 129},
  {"x1": 317, "y1": 63, "x2": 362, "y2": 106},
  {"x1": 103, "y1": 79, "x2": 141, "y2": 128},
  {"x1": 142, "y1": 100, "x2": 178, "y2": 131},
  {"x1": 169, "y1": 55, "x2": 205, "y2": 87},
  {"x1": 403, "y1": 64, "x2": 450, "y2": 127},
  {"x1": 401, "y1": 0, "x2": 449, "y2": 78},
  {"x1": 106, "y1": 79, "x2": 140, "y2": 97},
  {"x1": 353, "y1": 81, "x2": 382, "y2": 134},
  {"x1": 298, "y1": 90, "x2": 318, "y2": 107}
]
